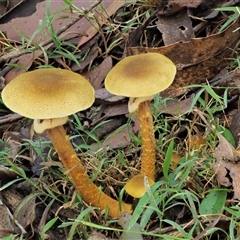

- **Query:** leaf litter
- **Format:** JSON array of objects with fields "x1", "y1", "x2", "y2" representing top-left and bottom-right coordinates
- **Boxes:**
[{"x1": 0, "y1": 0, "x2": 239, "y2": 239}]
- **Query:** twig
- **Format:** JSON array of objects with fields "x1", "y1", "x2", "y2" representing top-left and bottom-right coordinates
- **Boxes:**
[
  {"x1": 0, "y1": 0, "x2": 102, "y2": 64},
  {"x1": 193, "y1": 216, "x2": 222, "y2": 240}
]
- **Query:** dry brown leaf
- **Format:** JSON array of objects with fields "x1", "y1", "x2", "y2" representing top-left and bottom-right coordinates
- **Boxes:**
[
  {"x1": 170, "y1": 0, "x2": 202, "y2": 8},
  {"x1": 0, "y1": 2, "x2": 7, "y2": 16},
  {"x1": 4, "y1": 49, "x2": 50, "y2": 84},
  {"x1": 77, "y1": 1, "x2": 126, "y2": 47},
  {"x1": 103, "y1": 103, "x2": 128, "y2": 118},
  {"x1": 83, "y1": 56, "x2": 113, "y2": 90},
  {"x1": 15, "y1": 194, "x2": 36, "y2": 229},
  {"x1": 0, "y1": 166, "x2": 18, "y2": 180},
  {"x1": 0, "y1": 204, "x2": 15, "y2": 238},
  {"x1": 1, "y1": 0, "x2": 124, "y2": 78},
  {"x1": 0, "y1": 0, "x2": 124, "y2": 45},
  {"x1": 128, "y1": 18, "x2": 240, "y2": 98},
  {"x1": 157, "y1": 8, "x2": 195, "y2": 45},
  {"x1": 213, "y1": 133, "x2": 235, "y2": 160},
  {"x1": 0, "y1": 0, "x2": 38, "y2": 22},
  {"x1": 229, "y1": 108, "x2": 240, "y2": 146},
  {"x1": 90, "y1": 124, "x2": 132, "y2": 152},
  {"x1": 213, "y1": 133, "x2": 240, "y2": 200},
  {"x1": 88, "y1": 232, "x2": 109, "y2": 240},
  {"x1": 2, "y1": 181, "x2": 37, "y2": 231},
  {"x1": 95, "y1": 88, "x2": 125, "y2": 104},
  {"x1": 3, "y1": 136, "x2": 22, "y2": 160},
  {"x1": 118, "y1": 212, "x2": 143, "y2": 240},
  {"x1": 213, "y1": 160, "x2": 240, "y2": 200},
  {"x1": 159, "y1": 94, "x2": 194, "y2": 116}
]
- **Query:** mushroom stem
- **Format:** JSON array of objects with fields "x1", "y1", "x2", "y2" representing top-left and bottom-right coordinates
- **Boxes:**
[
  {"x1": 48, "y1": 126, "x2": 132, "y2": 218},
  {"x1": 138, "y1": 101, "x2": 156, "y2": 181}
]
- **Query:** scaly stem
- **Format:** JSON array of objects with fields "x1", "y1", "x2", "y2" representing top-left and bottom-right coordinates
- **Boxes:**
[
  {"x1": 48, "y1": 126, "x2": 132, "y2": 218},
  {"x1": 138, "y1": 101, "x2": 156, "y2": 181}
]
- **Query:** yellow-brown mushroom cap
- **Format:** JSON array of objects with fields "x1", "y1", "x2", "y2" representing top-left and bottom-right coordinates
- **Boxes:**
[
  {"x1": 1, "y1": 68, "x2": 95, "y2": 119},
  {"x1": 125, "y1": 174, "x2": 155, "y2": 198},
  {"x1": 105, "y1": 53, "x2": 176, "y2": 98}
]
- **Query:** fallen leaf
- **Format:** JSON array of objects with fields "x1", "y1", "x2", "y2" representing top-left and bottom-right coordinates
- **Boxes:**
[
  {"x1": 4, "y1": 49, "x2": 50, "y2": 84},
  {"x1": 159, "y1": 94, "x2": 194, "y2": 116},
  {"x1": 0, "y1": 166, "x2": 18, "y2": 180},
  {"x1": 213, "y1": 133, "x2": 240, "y2": 200},
  {"x1": 0, "y1": 0, "x2": 41, "y2": 23},
  {"x1": 1, "y1": 0, "x2": 124, "y2": 78},
  {"x1": 118, "y1": 212, "x2": 143, "y2": 240},
  {"x1": 213, "y1": 133, "x2": 235, "y2": 160},
  {"x1": 14, "y1": 194, "x2": 36, "y2": 229},
  {"x1": 95, "y1": 88, "x2": 125, "y2": 104},
  {"x1": 88, "y1": 232, "x2": 109, "y2": 240},
  {"x1": 0, "y1": 0, "x2": 124, "y2": 45},
  {"x1": 83, "y1": 56, "x2": 113, "y2": 90},
  {"x1": 213, "y1": 160, "x2": 240, "y2": 200},
  {"x1": 0, "y1": 1, "x2": 7, "y2": 17},
  {"x1": 90, "y1": 124, "x2": 132, "y2": 152},
  {"x1": 71, "y1": 42, "x2": 99, "y2": 72},
  {"x1": 188, "y1": 0, "x2": 228, "y2": 20},
  {"x1": 229, "y1": 108, "x2": 240, "y2": 147},
  {"x1": 170, "y1": 0, "x2": 202, "y2": 8},
  {"x1": 103, "y1": 103, "x2": 128, "y2": 118},
  {"x1": 3, "y1": 134, "x2": 22, "y2": 159},
  {"x1": 0, "y1": 204, "x2": 15, "y2": 238},
  {"x1": 157, "y1": 8, "x2": 195, "y2": 45},
  {"x1": 77, "y1": 1, "x2": 126, "y2": 47}
]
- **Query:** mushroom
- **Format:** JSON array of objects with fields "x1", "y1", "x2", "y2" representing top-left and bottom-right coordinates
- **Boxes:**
[
  {"x1": 1, "y1": 68, "x2": 132, "y2": 218},
  {"x1": 105, "y1": 53, "x2": 176, "y2": 180},
  {"x1": 170, "y1": 152, "x2": 182, "y2": 170},
  {"x1": 189, "y1": 133, "x2": 206, "y2": 151},
  {"x1": 125, "y1": 174, "x2": 155, "y2": 198}
]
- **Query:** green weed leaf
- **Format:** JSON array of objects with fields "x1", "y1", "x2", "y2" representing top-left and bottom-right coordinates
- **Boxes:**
[{"x1": 199, "y1": 189, "x2": 228, "y2": 215}]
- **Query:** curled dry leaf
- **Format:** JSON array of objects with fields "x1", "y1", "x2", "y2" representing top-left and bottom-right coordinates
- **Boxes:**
[{"x1": 213, "y1": 133, "x2": 240, "y2": 200}]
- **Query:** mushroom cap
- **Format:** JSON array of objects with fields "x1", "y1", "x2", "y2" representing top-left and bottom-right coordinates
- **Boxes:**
[
  {"x1": 2, "y1": 68, "x2": 95, "y2": 119},
  {"x1": 125, "y1": 174, "x2": 155, "y2": 198},
  {"x1": 105, "y1": 53, "x2": 176, "y2": 98}
]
